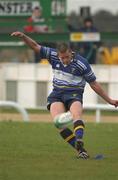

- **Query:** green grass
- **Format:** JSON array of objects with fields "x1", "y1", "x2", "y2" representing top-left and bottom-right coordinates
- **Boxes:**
[{"x1": 0, "y1": 122, "x2": 118, "y2": 180}]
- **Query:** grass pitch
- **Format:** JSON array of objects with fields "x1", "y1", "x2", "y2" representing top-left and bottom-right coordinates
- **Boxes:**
[{"x1": 0, "y1": 122, "x2": 118, "y2": 180}]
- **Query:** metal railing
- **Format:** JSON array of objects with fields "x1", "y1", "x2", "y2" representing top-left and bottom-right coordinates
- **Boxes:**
[
  {"x1": 0, "y1": 101, "x2": 29, "y2": 122},
  {"x1": 84, "y1": 104, "x2": 118, "y2": 123}
]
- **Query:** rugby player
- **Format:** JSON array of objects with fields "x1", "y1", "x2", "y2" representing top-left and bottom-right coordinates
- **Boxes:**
[{"x1": 11, "y1": 31, "x2": 118, "y2": 159}]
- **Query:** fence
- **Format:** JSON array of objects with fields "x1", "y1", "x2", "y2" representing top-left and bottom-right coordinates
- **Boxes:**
[
  {"x1": 84, "y1": 104, "x2": 118, "y2": 123},
  {"x1": 0, "y1": 100, "x2": 29, "y2": 122}
]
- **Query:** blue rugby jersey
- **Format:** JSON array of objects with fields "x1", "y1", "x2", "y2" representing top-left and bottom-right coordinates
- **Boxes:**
[{"x1": 40, "y1": 46, "x2": 96, "y2": 93}]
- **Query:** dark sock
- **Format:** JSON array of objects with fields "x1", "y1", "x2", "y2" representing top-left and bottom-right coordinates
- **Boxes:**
[
  {"x1": 73, "y1": 120, "x2": 85, "y2": 152},
  {"x1": 60, "y1": 128, "x2": 76, "y2": 148},
  {"x1": 73, "y1": 119, "x2": 85, "y2": 142}
]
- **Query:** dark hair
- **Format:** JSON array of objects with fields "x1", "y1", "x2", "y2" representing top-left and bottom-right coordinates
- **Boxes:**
[
  {"x1": 57, "y1": 43, "x2": 71, "y2": 53},
  {"x1": 84, "y1": 17, "x2": 93, "y2": 23}
]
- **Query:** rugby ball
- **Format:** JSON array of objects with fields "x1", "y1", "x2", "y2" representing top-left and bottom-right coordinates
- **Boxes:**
[{"x1": 54, "y1": 111, "x2": 73, "y2": 128}]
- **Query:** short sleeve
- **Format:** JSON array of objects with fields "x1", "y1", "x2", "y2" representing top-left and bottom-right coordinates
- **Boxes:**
[
  {"x1": 83, "y1": 62, "x2": 96, "y2": 83},
  {"x1": 40, "y1": 46, "x2": 51, "y2": 61}
]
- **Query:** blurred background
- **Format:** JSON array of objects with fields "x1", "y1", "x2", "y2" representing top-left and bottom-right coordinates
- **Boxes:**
[
  {"x1": 0, "y1": 0, "x2": 118, "y2": 111},
  {"x1": 0, "y1": 2, "x2": 118, "y2": 178}
]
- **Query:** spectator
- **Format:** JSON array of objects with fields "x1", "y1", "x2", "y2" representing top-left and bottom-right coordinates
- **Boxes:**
[
  {"x1": 66, "y1": 16, "x2": 76, "y2": 32},
  {"x1": 24, "y1": 6, "x2": 48, "y2": 33},
  {"x1": 78, "y1": 17, "x2": 100, "y2": 64}
]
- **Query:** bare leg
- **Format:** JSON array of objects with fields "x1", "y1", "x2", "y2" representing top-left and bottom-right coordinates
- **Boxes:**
[
  {"x1": 50, "y1": 102, "x2": 76, "y2": 148},
  {"x1": 50, "y1": 102, "x2": 66, "y2": 119}
]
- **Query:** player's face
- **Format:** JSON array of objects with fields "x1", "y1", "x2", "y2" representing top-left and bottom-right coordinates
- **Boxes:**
[{"x1": 58, "y1": 50, "x2": 72, "y2": 65}]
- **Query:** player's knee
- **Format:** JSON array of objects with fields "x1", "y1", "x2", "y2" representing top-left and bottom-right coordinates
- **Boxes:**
[
  {"x1": 71, "y1": 112, "x2": 82, "y2": 121},
  {"x1": 74, "y1": 119, "x2": 85, "y2": 127}
]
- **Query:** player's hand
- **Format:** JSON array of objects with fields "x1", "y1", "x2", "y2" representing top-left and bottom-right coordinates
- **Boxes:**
[
  {"x1": 11, "y1": 31, "x2": 25, "y2": 38},
  {"x1": 109, "y1": 99, "x2": 118, "y2": 108}
]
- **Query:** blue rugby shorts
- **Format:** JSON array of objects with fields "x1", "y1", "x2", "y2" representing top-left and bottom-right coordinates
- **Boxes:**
[{"x1": 47, "y1": 89, "x2": 83, "y2": 111}]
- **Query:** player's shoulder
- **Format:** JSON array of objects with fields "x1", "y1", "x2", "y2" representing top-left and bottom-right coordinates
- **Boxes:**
[
  {"x1": 75, "y1": 53, "x2": 88, "y2": 63},
  {"x1": 74, "y1": 53, "x2": 90, "y2": 70},
  {"x1": 50, "y1": 48, "x2": 58, "y2": 56},
  {"x1": 42, "y1": 46, "x2": 57, "y2": 56},
  {"x1": 49, "y1": 48, "x2": 59, "y2": 64},
  {"x1": 40, "y1": 46, "x2": 57, "y2": 57}
]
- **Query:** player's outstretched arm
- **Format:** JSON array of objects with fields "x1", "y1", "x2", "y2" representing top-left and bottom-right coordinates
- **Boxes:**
[
  {"x1": 11, "y1": 31, "x2": 41, "y2": 53},
  {"x1": 90, "y1": 80, "x2": 118, "y2": 107}
]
